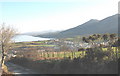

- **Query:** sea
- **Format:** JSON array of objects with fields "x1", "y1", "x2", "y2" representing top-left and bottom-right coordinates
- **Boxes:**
[{"x1": 12, "y1": 35, "x2": 52, "y2": 42}]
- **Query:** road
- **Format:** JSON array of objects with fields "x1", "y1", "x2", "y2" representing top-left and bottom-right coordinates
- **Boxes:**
[
  {"x1": 5, "y1": 62, "x2": 39, "y2": 75},
  {"x1": 0, "y1": 65, "x2": 2, "y2": 76},
  {"x1": 0, "y1": 54, "x2": 2, "y2": 76}
]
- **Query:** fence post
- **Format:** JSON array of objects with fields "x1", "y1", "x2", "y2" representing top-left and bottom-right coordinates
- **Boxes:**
[
  {"x1": 52, "y1": 52, "x2": 54, "y2": 58},
  {"x1": 72, "y1": 52, "x2": 73, "y2": 59},
  {"x1": 57, "y1": 52, "x2": 58, "y2": 58},
  {"x1": 116, "y1": 47, "x2": 118, "y2": 61},
  {"x1": 73, "y1": 52, "x2": 75, "y2": 59},
  {"x1": 43, "y1": 52, "x2": 45, "y2": 58},
  {"x1": 47, "y1": 52, "x2": 49, "y2": 58},
  {"x1": 40, "y1": 52, "x2": 42, "y2": 58}
]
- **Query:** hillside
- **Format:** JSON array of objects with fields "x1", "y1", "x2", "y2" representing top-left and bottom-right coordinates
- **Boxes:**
[{"x1": 35, "y1": 14, "x2": 118, "y2": 38}]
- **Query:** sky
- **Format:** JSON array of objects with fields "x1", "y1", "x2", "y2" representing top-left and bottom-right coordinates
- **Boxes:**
[{"x1": 0, "y1": 0, "x2": 119, "y2": 33}]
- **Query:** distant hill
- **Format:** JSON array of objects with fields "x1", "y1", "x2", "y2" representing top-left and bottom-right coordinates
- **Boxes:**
[{"x1": 34, "y1": 14, "x2": 118, "y2": 38}]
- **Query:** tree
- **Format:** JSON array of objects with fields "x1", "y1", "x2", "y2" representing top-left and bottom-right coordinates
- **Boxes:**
[
  {"x1": 102, "y1": 34, "x2": 109, "y2": 41},
  {"x1": 97, "y1": 34, "x2": 101, "y2": 38},
  {"x1": 82, "y1": 37, "x2": 90, "y2": 43},
  {"x1": 82, "y1": 37, "x2": 86, "y2": 42},
  {"x1": 109, "y1": 33, "x2": 117, "y2": 45},
  {"x1": 96, "y1": 34, "x2": 102, "y2": 42},
  {"x1": 110, "y1": 33, "x2": 116, "y2": 40},
  {"x1": 0, "y1": 23, "x2": 16, "y2": 72},
  {"x1": 88, "y1": 35, "x2": 93, "y2": 40}
]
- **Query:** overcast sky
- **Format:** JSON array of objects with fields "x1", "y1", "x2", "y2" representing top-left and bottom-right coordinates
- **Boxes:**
[{"x1": 0, "y1": 0, "x2": 119, "y2": 33}]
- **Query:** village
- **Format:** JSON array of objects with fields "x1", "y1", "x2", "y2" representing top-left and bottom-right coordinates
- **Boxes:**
[{"x1": 7, "y1": 35, "x2": 116, "y2": 60}]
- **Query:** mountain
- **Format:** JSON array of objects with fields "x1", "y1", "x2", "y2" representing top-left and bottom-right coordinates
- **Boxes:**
[
  {"x1": 36, "y1": 31, "x2": 61, "y2": 38},
  {"x1": 36, "y1": 14, "x2": 118, "y2": 38}
]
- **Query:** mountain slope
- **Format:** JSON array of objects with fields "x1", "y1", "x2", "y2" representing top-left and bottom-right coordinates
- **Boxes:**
[{"x1": 36, "y1": 14, "x2": 118, "y2": 38}]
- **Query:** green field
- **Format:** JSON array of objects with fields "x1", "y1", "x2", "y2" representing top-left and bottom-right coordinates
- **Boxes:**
[
  {"x1": 21, "y1": 47, "x2": 119, "y2": 61},
  {"x1": 27, "y1": 51, "x2": 86, "y2": 60},
  {"x1": 13, "y1": 41, "x2": 56, "y2": 48}
]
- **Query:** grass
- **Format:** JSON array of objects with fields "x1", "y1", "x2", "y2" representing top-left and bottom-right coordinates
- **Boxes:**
[
  {"x1": 14, "y1": 44, "x2": 56, "y2": 48},
  {"x1": 14, "y1": 41, "x2": 57, "y2": 48},
  {"x1": 102, "y1": 48, "x2": 108, "y2": 51},
  {"x1": 33, "y1": 41, "x2": 45, "y2": 43},
  {"x1": 13, "y1": 40, "x2": 120, "y2": 60},
  {"x1": 66, "y1": 38, "x2": 74, "y2": 40},
  {"x1": 27, "y1": 51, "x2": 86, "y2": 60},
  {"x1": 26, "y1": 44, "x2": 56, "y2": 47},
  {"x1": 22, "y1": 47, "x2": 119, "y2": 61}
]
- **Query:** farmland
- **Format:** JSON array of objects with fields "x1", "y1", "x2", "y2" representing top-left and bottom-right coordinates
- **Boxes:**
[
  {"x1": 6, "y1": 33, "x2": 120, "y2": 74},
  {"x1": 8, "y1": 46, "x2": 119, "y2": 74},
  {"x1": 13, "y1": 46, "x2": 119, "y2": 61},
  {"x1": 9, "y1": 33, "x2": 119, "y2": 61}
]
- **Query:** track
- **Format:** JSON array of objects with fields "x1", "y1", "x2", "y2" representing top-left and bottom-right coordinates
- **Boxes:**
[{"x1": 5, "y1": 62, "x2": 39, "y2": 75}]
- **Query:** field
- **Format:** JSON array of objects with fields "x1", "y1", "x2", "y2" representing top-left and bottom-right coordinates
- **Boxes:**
[
  {"x1": 9, "y1": 46, "x2": 119, "y2": 74},
  {"x1": 28, "y1": 51, "x2": 85, "y2": 60},
  {"x1": 13, "y1": 41, "x2": 57, "y2": 48},
  {"x1": 7, "y1": 34, "x2": 119, "y2": 74},
  {"x1": 10, "y1": 33, "x2": 120, "y2": 61},
  {"x1": 15, "y1": 46, "x2": 119, "y2": 61}
]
